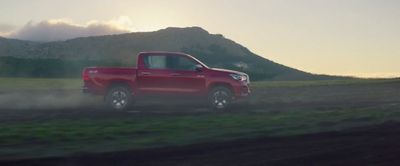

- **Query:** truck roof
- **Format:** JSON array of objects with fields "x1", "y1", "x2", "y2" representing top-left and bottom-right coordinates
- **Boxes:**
[
  {"x1": 139, "y1": 51, "x2": 189, "y2": 56},
  {"x1": 138, "y1": 51, "x2": 209, "y2": 68}
]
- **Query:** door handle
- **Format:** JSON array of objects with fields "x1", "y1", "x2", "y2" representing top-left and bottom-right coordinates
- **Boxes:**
[{"x1": 140, "y1": 72, "x2": 151, "y2": 76}]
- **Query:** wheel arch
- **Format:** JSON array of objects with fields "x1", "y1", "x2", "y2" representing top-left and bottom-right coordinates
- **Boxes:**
[
  {"x1": 105, "y1": 81, "x2": 133, "y2": 95},
  {"x1": 208, "y1": 82, "x2": 234, "y2": 94}
]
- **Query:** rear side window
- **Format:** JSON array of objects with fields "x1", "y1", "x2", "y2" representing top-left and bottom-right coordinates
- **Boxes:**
[
  {"x1": 144, "y1": 55, "x2": 198, "y2": 71},
  {"x1": 143, "y1": 55, "x2": 167, "y2": 69}
]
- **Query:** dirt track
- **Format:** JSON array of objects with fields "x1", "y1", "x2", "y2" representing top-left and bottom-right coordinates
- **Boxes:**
[
  {"x1": 2, "y1": 122, "x2": 400, "y2": 166},
  {"x1": 1, "y1": 81, "x2": 400, "y2": 122}
]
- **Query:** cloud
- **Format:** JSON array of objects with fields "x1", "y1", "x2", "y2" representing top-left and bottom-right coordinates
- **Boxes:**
[
  {"x1": 0, "y1": 23, "x2": 16, "y2": 37},
  {"x1": 9, "y1": 16, "x2": 135, "y2": 42}
]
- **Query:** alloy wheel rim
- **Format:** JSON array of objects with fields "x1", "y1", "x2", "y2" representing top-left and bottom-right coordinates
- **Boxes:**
[
  {"x1": 213, "y1": 90, "x2": 229, "y2": 109},
  {"x1": 111, "y1": 89, "x2": 128, "y2": 109}
]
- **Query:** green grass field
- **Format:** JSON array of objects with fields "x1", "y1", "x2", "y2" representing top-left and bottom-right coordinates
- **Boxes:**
[
  {"x1": 1, "y1": 107, "x2": 399, "y2": 159},
  {"x1": 251, "y1": 78, "x2": 400, "y2": 88},
  {"x1": 1, "y1": 77, "x2": 400, "y2": 160}
]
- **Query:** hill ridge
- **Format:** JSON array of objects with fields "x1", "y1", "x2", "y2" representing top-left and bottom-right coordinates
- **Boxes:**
[{"x1": 0, "y1": 27, "x2": 337, "y2": 80}]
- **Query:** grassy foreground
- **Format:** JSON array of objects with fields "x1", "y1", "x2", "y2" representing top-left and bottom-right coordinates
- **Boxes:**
[{"x1": 1, "y1": 107, "x2": 400, "y2": 160}]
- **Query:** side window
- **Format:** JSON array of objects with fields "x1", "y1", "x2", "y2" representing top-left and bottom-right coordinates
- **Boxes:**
[
  {"x1": 143, "y1": 55, "x2": 198, "y2": 71},
  {"x1": 167, "y1": 56, "x2": 197, "y2": 71},
  {"x1": 144, "y1": 55, "x2": 167, "y2": 69}
]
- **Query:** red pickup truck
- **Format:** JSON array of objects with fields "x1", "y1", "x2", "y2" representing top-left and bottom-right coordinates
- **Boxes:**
[{"x1": 82, "y1": 52, "x2": 250, "y2": 110}]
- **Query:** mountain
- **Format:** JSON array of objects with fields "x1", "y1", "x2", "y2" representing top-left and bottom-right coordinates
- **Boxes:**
[{"x1": 0, "y1": 27, "x2": 338, "y2": 80}]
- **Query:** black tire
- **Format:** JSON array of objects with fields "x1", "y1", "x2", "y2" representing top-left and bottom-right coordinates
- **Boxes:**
[
  {"x1": 208, "y1": 86, "x2": 233, "y2": 111},
  {"x1": 105, "y1": 86, "x2": 133, "y2": 111}
]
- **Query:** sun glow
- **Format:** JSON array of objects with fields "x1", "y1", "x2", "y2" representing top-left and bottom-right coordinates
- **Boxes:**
[{"x1": 89, "y1": 16, "x2": 136, "y2": 32}]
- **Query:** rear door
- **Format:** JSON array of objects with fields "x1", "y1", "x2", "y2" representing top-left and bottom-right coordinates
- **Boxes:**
[{"x1": 136, "y1": 54, "x2": 173, "y2": 95}]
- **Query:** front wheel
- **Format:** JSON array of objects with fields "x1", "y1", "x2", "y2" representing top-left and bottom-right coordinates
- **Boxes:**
[
  {"x1": 105, "y1": 86, "x2": 133, "y2": 111},
  {"x1": 208, "y1": 86, "x2": 233, "y2": 111}
]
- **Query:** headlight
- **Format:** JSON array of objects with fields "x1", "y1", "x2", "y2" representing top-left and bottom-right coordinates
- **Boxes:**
[{"x1": 230, "y1": 73, "x2": 248, "y2": 82}]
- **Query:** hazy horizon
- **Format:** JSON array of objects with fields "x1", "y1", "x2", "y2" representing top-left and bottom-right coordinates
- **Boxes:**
[{"x1": 1, "y1": 0, "x2": 399, "y2": 78}]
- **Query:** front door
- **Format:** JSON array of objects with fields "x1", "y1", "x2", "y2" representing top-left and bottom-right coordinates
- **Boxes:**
[{"x1": 166, "y1": 55, "x2": 206, "y2": 96}]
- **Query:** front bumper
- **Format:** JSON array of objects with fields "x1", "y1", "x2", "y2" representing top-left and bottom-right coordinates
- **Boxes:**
[
  {"x1": 233, "y1": 84, "x2": 251, "y2": 98},
  {"x1": 239, "y1": 85, "x2": 251, "y2": 97}
]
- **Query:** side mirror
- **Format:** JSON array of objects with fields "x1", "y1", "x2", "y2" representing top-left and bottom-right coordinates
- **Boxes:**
[{"x1": 195, "y1": 64, "x2": 203, "y2": 72}]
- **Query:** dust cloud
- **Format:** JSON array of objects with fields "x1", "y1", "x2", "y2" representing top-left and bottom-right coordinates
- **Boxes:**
[{"x1": 0, "y1": 90, "x2": 101, "y2": 110}]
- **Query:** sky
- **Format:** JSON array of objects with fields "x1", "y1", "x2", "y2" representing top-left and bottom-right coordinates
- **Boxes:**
[{"x1": 0, "y1": 0, "x2": 399, "y2": 78}]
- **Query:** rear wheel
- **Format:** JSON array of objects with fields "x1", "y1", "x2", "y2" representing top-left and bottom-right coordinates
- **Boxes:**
[
  {"x1": 105, "y1": 86, "x2": 133, "y2": 111},
  {"x1": 208, "y1": 86, "x2": 232, "y2": 111}
]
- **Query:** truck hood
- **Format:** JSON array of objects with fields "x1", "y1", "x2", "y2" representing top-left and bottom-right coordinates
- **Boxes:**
[{"x1": 210, "y1": 68, "x2": 246, "y2": 75}]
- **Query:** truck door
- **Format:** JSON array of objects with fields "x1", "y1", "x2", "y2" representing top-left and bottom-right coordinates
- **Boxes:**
[
  {"x1": 136, "y1": 54, "x2": 206, "y2": 96},
  {"x1": 136, "y1": 54, "x2": 173, "y2": 95},
  {"x1": 165, "y1": 55, "x2": 206, "y2": 96}
]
